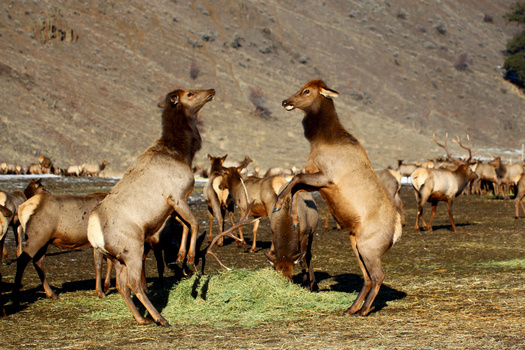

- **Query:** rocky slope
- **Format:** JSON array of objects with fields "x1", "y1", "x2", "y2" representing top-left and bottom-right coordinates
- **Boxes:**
[{"x1": 0, "y1": 0, "x2": 523, "y2": 176}]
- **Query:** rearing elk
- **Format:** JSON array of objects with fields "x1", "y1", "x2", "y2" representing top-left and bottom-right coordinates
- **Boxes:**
[
  {"x1": 273, "y1": 80, "x2": 402, "y2": 317},
  {"x1": 411, "y1": 134, "x2": 478, "y2": 232}
]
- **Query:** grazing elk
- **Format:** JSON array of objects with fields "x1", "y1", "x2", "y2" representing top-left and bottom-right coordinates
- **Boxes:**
[
  {"x1": 87, "y1": 88, "x2": 215, "y2": 326},
  {"x1": 411, "y1": 135, "x2": 478, "y2": 232},
  {"x1": 265, "y1": 188, "x2": 319, "y2": 291},
  {"x1": 488, "y1": 157, "x2": 524, "y2": 200},
  {"x1": 12, "y1": 190, "x2": 109, "y2": 303},
  {"x1": 81, "y1": 160, "x2": 109, "y2": 177},
  {"x1": 0, "y1": 179, "x2": 47, "y2": 259},
  {"x1": 203, "y1": 154, "x2": 236, "y2": 246},
  {"x1": 273, "y1": 80, "x2": 402, "y2": 317},
  {"x1": 38, "y1": 156, "x2": 54, "y2": 174},
  {"x1": 219, "y1": 165, "x2": 287, "y2": 253}
]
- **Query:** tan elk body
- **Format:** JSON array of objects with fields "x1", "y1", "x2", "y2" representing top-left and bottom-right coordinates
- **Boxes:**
[
  {"x1": 274, "y1": 80, "x2": 402, "y2": 317},
  {"x1": 87, "y1": 88, "x2": 215, "y2": 326}
]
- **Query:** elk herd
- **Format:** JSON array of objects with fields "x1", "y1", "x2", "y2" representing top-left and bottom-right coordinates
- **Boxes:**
[
  {"x1": 0, "y1": 157, "x2": 109, "y2": 177},
  {"x1": 0, "y1": 80, "x2": 523, "y2": 325}
]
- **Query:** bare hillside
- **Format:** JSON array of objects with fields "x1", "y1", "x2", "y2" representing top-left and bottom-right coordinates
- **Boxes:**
[{"x1": 0, "y1": 0, "x2": 523, "y2": 175}]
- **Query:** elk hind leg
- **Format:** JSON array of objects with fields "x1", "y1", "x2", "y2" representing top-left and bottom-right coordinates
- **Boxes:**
[
  {"x1": 123, "y1": 255, "x2": 169, "y2": 326},
  {"x1": 113, "y1": 259, "x2": 152, "y2": 326},
  {"x1": 346, "y1": 236, "x2": 385, "y2": 316},
  {"x1": 33, "y1": 248, "x2": 57, "y2": 299},
  {"x1": 344, "y1": 234, "x2": 373, "y2": 316}
]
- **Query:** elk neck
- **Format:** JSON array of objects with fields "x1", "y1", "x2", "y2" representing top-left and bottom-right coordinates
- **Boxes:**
[
  {"x1": 156, "y1": 107, "x2": 202, "y2": 166},
  {"x1": 301, "y1": 98, "x2": 358, "y2": 145}
]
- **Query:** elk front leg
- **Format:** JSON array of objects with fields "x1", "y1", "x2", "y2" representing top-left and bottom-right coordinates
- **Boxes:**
[
  {"x1": 274, "y1": 172, "x2": 330, "y2": 212},
  {"x1": 93, "y1": 248, "x2": 106, "y2": 298},
  {"x1": 249, "y1": 219, "x2": 260, "y2": 253},
  {"x1": 445, "y1": 200, "x2": 457, "y2": 232},
  {"x1": 168, "y1": 197, "x2": 199, "y2": 270}
]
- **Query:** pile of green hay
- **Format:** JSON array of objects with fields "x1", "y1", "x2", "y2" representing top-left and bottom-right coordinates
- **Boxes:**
[{"x1": 89, "y1": 268, "x2": 357, "y2": 327}]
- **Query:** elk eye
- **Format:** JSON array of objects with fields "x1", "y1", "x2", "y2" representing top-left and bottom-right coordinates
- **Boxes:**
[
  {"x1": 303, "y1": 89, "x2": 310, "y2": 95},
  {"x1": 187, "y1": 92, "x2": 194, "y2": 97}
]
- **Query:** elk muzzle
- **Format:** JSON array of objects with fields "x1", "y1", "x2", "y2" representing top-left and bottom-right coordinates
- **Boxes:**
[{"x1": 282, "y1": 99, "x2": 294, "y2": 111}]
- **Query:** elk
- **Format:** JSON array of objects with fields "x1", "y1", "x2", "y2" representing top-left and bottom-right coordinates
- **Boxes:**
[
  {"x1": 203, "y1": 154, "x2": 236, "y2": 246},
  {"x1": 273, "y1": 80, "x2": 402, "y2": 317},
  {"x1": 219, "y1": 165, "x2": 287, "y2": 253},
  {"x1": 264, "y1": 167, "x2": 293, "y2": 178},
  {"x1": 12, "y1": 190, "x2": 109, "y2": 303},
  {"x1": 397, "y1": 160, "x2": 418, "y2": 178},
  {"x1": 265, "y1": 188, "x2": 319, "y2": 291},
  {"x1": 81, "y1": 160, "x2": 109, "y2": 177},
  {"x1": 376, "y1": 168, "x2": 405, "y2": 226},
  {"x1": 488, "y1": 157, "x2": 524, "y2": 199},
  {"x1": 470, "y1": 160, "x2": 498, "y2": 196},
  {"x1": 0, "y1": 179, "x2": 47, "y2": 259},
  {"x1": 38, "y1": 156, "x2": 54, "y2": 174},
  {"x1": 222, "y1": 155, "x2": 253, "y2": 177},
  {"x1": 66, "y1": 165, "x2": 83, "y2": 176},
  {"x1": 411, "y1": 134, "x2": 478, "y2": 232},
  {"x1": 87, "y1": 88, "x2": 215, "y2": 326}
]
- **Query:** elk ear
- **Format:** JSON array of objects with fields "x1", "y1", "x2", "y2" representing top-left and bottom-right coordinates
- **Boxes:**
[
  {"x1": 0, "y1": 204, "x2": 12, "y2": 218},
  {"x1": 264, "y1": 251, "x2": 276, "y2": 266},
  {"x1": 292, "y1": 252, "x2": 304, "y2": 265},
  {"x1": 157, "y1": 94, "x2": 180, "y2": 108},
  {"x1": 319, "y1": 87, "x2": 339, "y2": 99}
]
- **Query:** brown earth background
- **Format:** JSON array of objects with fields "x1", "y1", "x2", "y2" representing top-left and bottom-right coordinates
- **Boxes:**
[{"x1": 0, "y1": 0, "x2": 524, "y2": 175}]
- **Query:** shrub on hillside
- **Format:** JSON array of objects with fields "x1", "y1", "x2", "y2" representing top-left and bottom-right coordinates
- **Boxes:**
[{"x1": 503, "y1": 2, "x2": 525, "y2": 88}]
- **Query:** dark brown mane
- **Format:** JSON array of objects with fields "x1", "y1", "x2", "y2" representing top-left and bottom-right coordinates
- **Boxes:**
[
  {"x1": 156, "y1": 102, "x2": 202, "y2": 166},
  {"x1": 302, "y1": 97, "x2": 358, "y2": 144}
]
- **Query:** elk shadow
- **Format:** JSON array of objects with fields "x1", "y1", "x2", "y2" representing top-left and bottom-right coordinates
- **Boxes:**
[
  {"x1": 313, "y1": 272, "x2": 407, "y2": 314},
  {"x1": 429, "y1": 222, "x2": 473, "y2": 231}
]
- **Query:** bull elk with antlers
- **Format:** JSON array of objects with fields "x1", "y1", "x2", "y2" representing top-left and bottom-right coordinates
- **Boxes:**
[{"x1": 411, "y1": 134, "x2": 478, "y2": 232}]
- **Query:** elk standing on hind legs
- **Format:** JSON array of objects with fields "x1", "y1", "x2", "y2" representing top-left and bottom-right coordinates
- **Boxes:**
[
  {"x1": 87, "y1": 88, "x2": 215, "y2": 326},
  {"x1": 411, "y1": 134, "x2": 478, "y2": 232},
  {"x1": 274, "y1": 80, "x2": 402, "y2": 317}
]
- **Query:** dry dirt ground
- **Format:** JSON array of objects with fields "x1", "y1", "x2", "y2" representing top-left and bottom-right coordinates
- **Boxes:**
[{"x1": 0, "y1": 177, "x2": 524, "y2": 349}]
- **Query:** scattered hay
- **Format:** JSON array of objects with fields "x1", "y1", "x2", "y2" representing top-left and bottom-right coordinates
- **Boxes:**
[
  {"x1": 88, "y1": 268, "x2": 357, "y2": 327},
  {"x1": 482, "y1": 259, "x2": 525, "y2": 269}
]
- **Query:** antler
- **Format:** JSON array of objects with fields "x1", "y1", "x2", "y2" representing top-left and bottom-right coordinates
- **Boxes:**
[
  {"x1": 453, "y1": 135, "x2": 473, "y2": 162},
  {"x1": 432, "y1": 133, "x2": 456, "y2": 163},
  {"x1": 206, "y1": 201, "x2": 260, "y2": 270}
]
